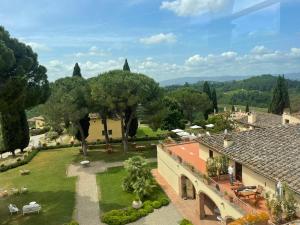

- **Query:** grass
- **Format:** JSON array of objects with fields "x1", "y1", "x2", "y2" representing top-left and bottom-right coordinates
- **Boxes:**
[
  {"x1": 136, "y1": 125, "x2": 168, "y2": 138},
  {"x1": 0, "y1": 148, "x2": 77, "y2": 225},
  {"x1": 219, "y1": 104, "x2": 268, "y2": 113},
  {"x1": 74, "y1": 141, "x2": 158, "y2": 163},
  {"x1": 97, "y1": 162, "x2": 166, "y2": 213}
]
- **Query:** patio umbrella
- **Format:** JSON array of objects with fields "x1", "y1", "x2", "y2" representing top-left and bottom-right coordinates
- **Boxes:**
[
  {"x1": 171, "y1": 129, "x2": 184, "y2": 133},
  {"x1": 190, "y1": 125, "x2": 202, "y2": 129},
  {"x1": 176, "y1": 131, "x2": 190, "y2": 136},
  {"x1": 205, "y1": 124, "x2": 215, "y2": 128}
]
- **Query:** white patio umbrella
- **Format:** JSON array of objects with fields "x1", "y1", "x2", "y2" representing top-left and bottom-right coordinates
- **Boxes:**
[
  {"x1": 205, "y1": 124, "x2": 215, "y2": 128},
  {"x1": 171, "y1": 129, "x2": 184, "y2": 133},
  {"x1": 190, "y1": 125, "x2": 202, "y2": 129},
  {"x1": 176, "y1": 131, "x2": 190, "y2": 136}
]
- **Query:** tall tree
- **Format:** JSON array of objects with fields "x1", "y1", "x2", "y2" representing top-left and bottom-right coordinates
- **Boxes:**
[
  {"x1": 169, "y1": 87, "x2": 211, "y2": 122},
  {"x1": 43, "y1": 77, "x2": 91, "y2": 155},
  {"x1": 203, "y1": 81, "x2": 213, "y2": 119},
  {"x1": 72, "y1": 63, "x2": 82, "y2": 77},
  {"x1": 123, "y1": 59, "x2": 130, "y2": 72},
  {"x1": 269, "y1": 75, "x2": 290, "y2": 115},
  {"x1": 245, "y1": 103, "x2": 250, "y2": 113},
  {"x1": 18, "y1": 110, "x2": 29, "y2": 153},
  {"x1": 97, "y1": 70, "x2": 160, "y2": 152},
  {"x1": 211, "y1": 87, "x2": 218, "y2": 113},
  {"x1": 0, "y1": 26, "x2": 49, "y2": 154}
]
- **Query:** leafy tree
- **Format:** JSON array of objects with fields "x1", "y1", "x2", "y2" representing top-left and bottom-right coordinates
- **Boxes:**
[
  {"x1": 0, "y1": 26, "x2": 49, "y2": 112},
  {"x1": 207, "y1": 113, "x2": 233, "y2": 133},
  {"x1": 122, "y1": 156, "x2": 155, "y2": 199},
  {"x1": 269, "y1": 75, "x2": 290, "y2": 115},
  {"x1": 211, "y1": 87, "x2": 218, "y2": 113},
  {"x1": 0, "y1": 26, "x2": 49, "y2": 154},
  {"x1": 123, "y1": 59, "x2": 130, "y2": 72},
  {"x1": 43, "y1": 77, "x2": 91, "y2": 155},
  {"x1": 75, "y1": 114, "x2": 90, "y2": 144},
  {"x1": 245, "y1": 103, "x2": 250, "y2": 113},
  {"x1": 89, "y1": 77, "x2": 113, "y2": 145},
  {"x1": 161, "y1": 97, "x2": 185, "y2": 131},
  {"x1": 72, "y1": 63, "x2": 82, "y2": 77},
  {"x1": 96, "y1": 70, "x2": 160, "y2": 152},
  {"x1": 169, "y1": 87, "x2": 211, "y2": 122}
]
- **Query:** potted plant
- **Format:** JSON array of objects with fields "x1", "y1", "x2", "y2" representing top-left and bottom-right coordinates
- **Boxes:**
[{"x1": 132, "y1": 196, "x2": 142, "y2": 209}]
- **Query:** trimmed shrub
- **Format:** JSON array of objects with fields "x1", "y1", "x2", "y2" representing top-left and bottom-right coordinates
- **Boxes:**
[
  {"x1": 0, "y1": 149, "x2": 39, "y2": 173},
  {"x1": 63, "y1": 221, "x2": 79, "y2": 225},
  {"x1": 137, "y1": 209, "x2": 148, "y2": 217},
  {"x1": 151, "y1": 200, "x2": 161, "y2": 209},
  {"x1": 143, "y1": 205, "x2": 154, "y2": 214},
  {"x1": 159, "y1": 197, "x2": 170, "y2": 206},
  {"x1": 179, "y1": 219, "x2": 193, "y2": 225},
  {"x1": 30, "y1": 127, "x2": 50, "y2": 136}
]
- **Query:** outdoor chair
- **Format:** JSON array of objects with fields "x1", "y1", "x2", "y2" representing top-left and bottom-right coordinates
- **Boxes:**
[
  {"x1": 8, "y1": 204, "x2": 19, "y2": 215},
  {"x1": 22, "y1": 202, "x2": 41, "y2": 215}
]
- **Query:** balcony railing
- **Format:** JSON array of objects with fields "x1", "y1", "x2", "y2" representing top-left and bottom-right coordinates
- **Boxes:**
[{"x1": 159, "y1": 143, "x2": 256, "y2": 215}]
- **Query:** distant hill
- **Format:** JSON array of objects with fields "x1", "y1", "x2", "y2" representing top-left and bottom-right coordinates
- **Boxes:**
[{"x1": 160, "y1": 73, "x2": 300, "y2": 86}]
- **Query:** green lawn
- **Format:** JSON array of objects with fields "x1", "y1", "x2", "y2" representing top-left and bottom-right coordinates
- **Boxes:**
[
  {"x1": 74, "y1": 141, "x2": 158, "y2": 163},
  {"x1": 136, "y1": 125, "x2": 168, "y2": 138},
  {"x1": 0, "y1": 148, "x2": 77, "y2": 225},
  {"x1": 97, "y1": 163, "x2": 166, "y2": 213}
]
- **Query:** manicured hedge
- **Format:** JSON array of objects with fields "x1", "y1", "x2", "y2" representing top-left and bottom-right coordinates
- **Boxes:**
[
  {"x1": 0, "y1": 149, "x2": 39, "y2": 172},
  {"x1": 101, "y1": 198, "x2": 170, "y2": 225},
  {"x1": 63, "y1": 221, "x2": 79, "y2": 225}
]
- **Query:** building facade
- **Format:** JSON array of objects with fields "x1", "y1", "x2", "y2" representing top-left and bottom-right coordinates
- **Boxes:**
[{"x1": 86, "y1": 114, "x2": 122, "y2": 143}]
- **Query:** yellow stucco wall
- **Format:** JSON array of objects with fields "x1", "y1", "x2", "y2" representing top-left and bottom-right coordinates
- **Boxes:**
[
  {"x1": 86, "y1": 118, "x2": 122, "y2": 142},
  {"x1": 282, "y1": 114, "x2": 300, "y2": 125},
  {"x1": 157, "y1": 146, "x2": 244, "y2": 220},
  {"x1": 199, "y1": 143, "x2": 222, "y2": 161}
]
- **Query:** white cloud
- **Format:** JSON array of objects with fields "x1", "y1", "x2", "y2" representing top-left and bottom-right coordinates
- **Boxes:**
[
  {"x1": 140, "y1": 33, "x2": 176, "y2": 45},
  {"x1": 75, "y1": 46, "x2": 108, "y2": 58},
  {"x1": 26, "y1": 42, "x2": 50, "y2": 52},
  {"x1": 45, "y1": 46, "x2": 300, "y2": 82},
  {"x1": 160, "y1": 0, "x2": 230, "y2": 16}
]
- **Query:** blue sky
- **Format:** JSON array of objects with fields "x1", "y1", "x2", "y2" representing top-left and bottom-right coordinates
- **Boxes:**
[{"x1": 1, "y1": 0, "x2": 300, "y2": 81}]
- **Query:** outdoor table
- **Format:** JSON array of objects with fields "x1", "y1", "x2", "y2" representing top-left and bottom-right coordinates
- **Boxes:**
[{"x1": 80, "y1": 160, "x2": 90, "y2": 167}]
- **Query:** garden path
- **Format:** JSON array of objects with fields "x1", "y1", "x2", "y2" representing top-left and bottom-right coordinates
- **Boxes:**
[{"x1": 67, "y1": 158, "x2": 157, "y2": 225}]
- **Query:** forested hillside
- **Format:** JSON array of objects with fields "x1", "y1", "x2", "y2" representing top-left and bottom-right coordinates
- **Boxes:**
[{"x1": 165, "y1": 75, "x2": 300, "y2": 112}]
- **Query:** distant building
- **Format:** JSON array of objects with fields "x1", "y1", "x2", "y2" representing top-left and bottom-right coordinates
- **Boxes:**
[
  {"x1": 27, "y1": 116, "x2": 45, "y2": 129},
  {"x1": 282, "y1": 112, "x2": 300, "y2": 125},
  {"x1": 157, "y1": 124, "x2": 300, "y2": 224},
  {"x1": 86, "y1": 113, "x2": 122, "y2": 143}
]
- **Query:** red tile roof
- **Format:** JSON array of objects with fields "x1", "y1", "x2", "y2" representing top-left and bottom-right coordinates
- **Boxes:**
[{"x1": 166, "y1": 142, "x2": 207, "y2": 174}]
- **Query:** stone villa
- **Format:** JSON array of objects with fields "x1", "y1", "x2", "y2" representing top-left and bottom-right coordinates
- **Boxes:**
[{"x1": 157, "y1": 123, "x2": 300, "y2": 224}]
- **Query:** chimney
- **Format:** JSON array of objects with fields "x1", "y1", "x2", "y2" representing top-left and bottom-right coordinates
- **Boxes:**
[
  {"x1": 224, "y1": 133, "x2": 234, "y2": 148},
  {"x1": 248, "y1": 112, "x2": 257, "y2": 124}
]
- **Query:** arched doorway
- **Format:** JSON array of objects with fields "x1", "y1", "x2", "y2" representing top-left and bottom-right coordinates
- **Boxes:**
[
  {"x1": 198, "y1": 192, "x2": 221, "y2": 221},
  {"x1": 180, "y1": 175, "x2": 196, "y2": 199}
]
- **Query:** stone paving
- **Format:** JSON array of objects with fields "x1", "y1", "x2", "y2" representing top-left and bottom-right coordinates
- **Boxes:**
[{"x1": 67, "y1": 158, "x2": 157, "y2": 225}]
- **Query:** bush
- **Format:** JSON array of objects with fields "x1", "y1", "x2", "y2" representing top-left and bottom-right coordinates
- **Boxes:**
[
  {"x1": 143, "y1": 205, "x2": 154, "y2": 214},
  {"x1": 45, "y1": 131, "x2": 59, "y2": 140},
  {"x1": 179, "y1": 219, "x2": 193, "y2": 225},
  {"x1": 151, "y1": 200, "x2": 161, "y2": 209},
  {"x1": 159, "y1": 197, "x2": 170, "y2": 206},
  {"x1": 101, "y1": 208, "x2": 142, "y2": 225},
  {"x1": 137, "y1": 209, "x2": 148, "y2": 217},
  {"x1": 64, "y1": 221, "x2": 79, "y2": 225}
]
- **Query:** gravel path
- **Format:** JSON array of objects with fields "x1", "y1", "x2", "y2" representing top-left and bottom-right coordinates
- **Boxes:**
[
  {"x1": 128, "y1": 203, "x2": 182, "y2": 225},
  {"x1": 67, "y1": 158, "x2": 157, "y2": 225}
]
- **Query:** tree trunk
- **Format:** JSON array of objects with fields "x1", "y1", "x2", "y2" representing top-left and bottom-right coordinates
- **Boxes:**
[
  {"x1": 123, "y1": 108, "x2": 136, "y2": 152},
  {"x1": 77, "y1": 123, "x2": 88, "y2": 156},
  {"x1": 102, "y1": 117, "x2": 110, "y2": 146},
  {"x1": 120, "y1": 116, "x2": 128, "y2": 152}
]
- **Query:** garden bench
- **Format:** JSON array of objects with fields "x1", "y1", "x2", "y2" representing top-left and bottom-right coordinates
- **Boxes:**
[
  {"x1": 8, "y1": 204, "x2": 19, "y2": 215},
  {"x1": 22, "y1": 202, "x2": 41, "y2": 215}
]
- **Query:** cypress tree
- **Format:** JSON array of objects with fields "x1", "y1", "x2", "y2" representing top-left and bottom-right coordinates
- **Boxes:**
[
  {"x1": 203, "y1": 81, "x2": 212, "y2": 99},
  {"x1": 123, "y1": 59, "x2": 130, "y2": 72},
  {"x1": 269, "y1": 75, "x2": 290, "y2": 115},
  {"x1": 231, "y1": 105, "x2": 235, "y2": 112},
  {"x1": 72, "y1": 63, "x2": 82, "y2": 77},
  {"x1": 18, "y1": 110, "x2": 29, "y2": 152},
  {"x1": 245, "y1": 103, "x2": 250, "y2": 113},
  {"x1": 211, "y1": 87, "x2": 218, "y2": 113}
]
